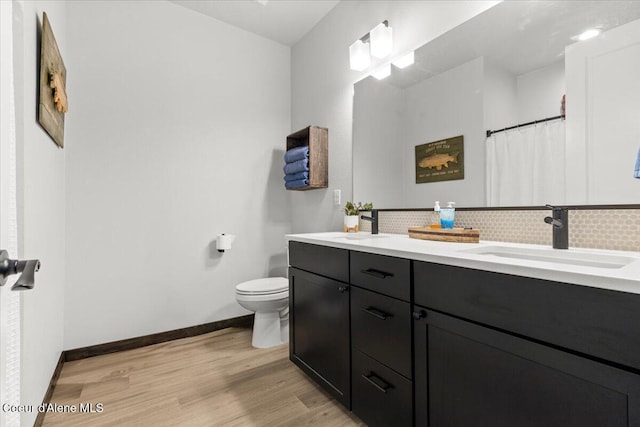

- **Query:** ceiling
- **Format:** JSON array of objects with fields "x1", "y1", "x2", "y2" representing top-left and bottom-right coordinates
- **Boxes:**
[
  {"x1": 170, "y1": 0, "x2": 340, "y2": 46},
  {"x1": 386, "y1": 1, "x2": 640, "y2": 88}
]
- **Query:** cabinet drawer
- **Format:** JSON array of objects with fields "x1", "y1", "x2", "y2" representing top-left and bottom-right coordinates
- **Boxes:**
[
  {"x1": 350, "y1": 251, "x2": 410, "y2": 301},
  {"x1": 351, "y1": 286, "x2": 411, "y2": 378},
  {"x1": 414, "y1": 261, "x2": 640, "y2": 371},
  {"x1": 352, "y1": 350, "x2": 412, "y2": 427},
  {"x1": 288, "y1": 241, "x2": 349, "y2": 283}
]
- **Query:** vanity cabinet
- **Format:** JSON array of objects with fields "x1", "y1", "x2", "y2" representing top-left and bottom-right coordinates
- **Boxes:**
[
  {"x1": 289, "y1": 238, "x2": 640, "y2": 426},
  {"x1": 288, "y1": 242, "x2": 350, "y2": 407},
  {"x1": 414, "y1": 260, "x2": 640, "y2": 426},
  {"x1": 349, "y1": 251, "x2": 412, "y2": 426}
]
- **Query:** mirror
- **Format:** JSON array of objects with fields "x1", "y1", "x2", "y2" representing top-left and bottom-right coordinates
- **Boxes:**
[{"x1": 353, "y1": 1, "x2": 640, "y2": 208}]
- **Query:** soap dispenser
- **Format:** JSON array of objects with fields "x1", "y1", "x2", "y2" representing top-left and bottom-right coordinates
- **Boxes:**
[
  {"x1": 429, "y1": 201, "x2": 441, "y2": 229},
  {"x1": 440, "y1": 202, "x2": 456, "y2": 229}
]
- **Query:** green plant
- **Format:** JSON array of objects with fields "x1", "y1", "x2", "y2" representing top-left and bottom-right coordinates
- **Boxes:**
[{"x1": 344, "y1": 201, "x2": 373, "y2": 216}]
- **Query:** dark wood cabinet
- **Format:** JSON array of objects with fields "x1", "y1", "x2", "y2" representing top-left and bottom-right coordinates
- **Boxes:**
[
  {"x1": 289, "y1": 267, "x2": 350, "y2": 407},
  {"x1": 289, "y1": 241, "x2": 640, "y2": 426},
  {"x1": 414, "y1": 307, "x2": 640, "y2": 426}
]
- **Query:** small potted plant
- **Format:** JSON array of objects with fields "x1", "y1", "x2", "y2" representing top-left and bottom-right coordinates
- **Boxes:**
[{"x1": 343, "y1": 201, "x2": 373, "y2": 232}]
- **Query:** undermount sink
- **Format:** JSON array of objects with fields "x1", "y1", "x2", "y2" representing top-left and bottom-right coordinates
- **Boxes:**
[{"x1": 462, "y1": 245, "x2": 636, "y2": 269}]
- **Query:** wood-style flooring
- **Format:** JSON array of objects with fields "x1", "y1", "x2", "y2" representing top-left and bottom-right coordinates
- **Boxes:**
[{"x1": 43, "y1": 327, "x2": 363, "y2": 426}]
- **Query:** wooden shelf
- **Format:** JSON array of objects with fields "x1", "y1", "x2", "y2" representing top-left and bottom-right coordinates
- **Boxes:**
[{"x1": 285, "y1": 125, "x2": 328, "y2": 191}]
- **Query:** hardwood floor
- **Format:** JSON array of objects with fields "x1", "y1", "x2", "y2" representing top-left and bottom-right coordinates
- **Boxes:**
[{"x1": 43, "y1": 327, "x2": 363, "y2": 426}]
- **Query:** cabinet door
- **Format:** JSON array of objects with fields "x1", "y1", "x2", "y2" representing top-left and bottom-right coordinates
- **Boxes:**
[
  {"x1": 414, "y1": 307, "x2": 640, "y2": 427},
  {"x1": 289, "y1": 267, "x2": 350, "y2": 407}
]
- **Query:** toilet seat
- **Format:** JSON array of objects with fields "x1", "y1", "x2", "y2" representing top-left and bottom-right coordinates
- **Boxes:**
[
  {"x1": 236, "y1": 277, "x2": 288, "y2": 296},
  {"x1": 235, "y1": 290, "x2": 288, "y2": 302}
]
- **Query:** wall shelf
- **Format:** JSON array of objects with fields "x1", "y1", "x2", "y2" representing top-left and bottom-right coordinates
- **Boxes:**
[{"x1": 285, "y1": 125, "x2": 328, "y2": 191}]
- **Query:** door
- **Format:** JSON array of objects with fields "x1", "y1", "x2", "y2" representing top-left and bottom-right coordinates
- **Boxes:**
[
  {"x1": 414, "y1": 307, "x2": 640, "y2": 426},
  {"x1": 1, "y1": 1, "x2": 22, "y2": 425},
  {"x1": 289, "y1": 267, "x2": 350, "y2": 407}
]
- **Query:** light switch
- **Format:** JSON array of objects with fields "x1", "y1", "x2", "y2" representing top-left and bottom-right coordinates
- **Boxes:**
[{"x1": 334, "y1": 189, "x2": 341, "y2": 206}]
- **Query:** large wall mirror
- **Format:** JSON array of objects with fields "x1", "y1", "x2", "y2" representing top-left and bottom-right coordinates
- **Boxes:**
[{"x1": 353, "y1": 1, "x2": 640, "y2": 208}]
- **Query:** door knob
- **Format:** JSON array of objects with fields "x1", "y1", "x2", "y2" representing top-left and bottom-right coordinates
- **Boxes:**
[
  {"x1": 0, "y1": 250, "x2": 40, "y2": 291},
  {"x1": 412, "y1": 310, "x2": 427, "y2": 320}
]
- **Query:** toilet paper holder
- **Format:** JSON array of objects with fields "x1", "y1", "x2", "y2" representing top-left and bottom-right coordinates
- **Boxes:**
[{"x1": 216, "y1": 233, "x2": 236, "y2": 253}]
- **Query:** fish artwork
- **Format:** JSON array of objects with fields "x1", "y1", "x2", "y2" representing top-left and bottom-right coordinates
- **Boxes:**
[{"x1": 418, "y1": 152, "x2": 458, "y2": 170}]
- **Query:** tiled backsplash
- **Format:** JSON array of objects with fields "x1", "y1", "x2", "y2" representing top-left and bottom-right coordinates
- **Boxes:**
[{"x1": 359, "y1": 208, "x2": 640, "y2": 252}]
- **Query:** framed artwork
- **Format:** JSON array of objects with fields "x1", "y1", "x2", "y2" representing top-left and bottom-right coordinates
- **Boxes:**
[
  {"x1": 38, "y1": 12, "x2": 67, "y2": 148},
  {"x1": 415, "y1": 135, "x2": 464, "y2": 183}
]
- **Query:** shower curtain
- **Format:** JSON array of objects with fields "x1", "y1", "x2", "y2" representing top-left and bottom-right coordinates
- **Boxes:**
[
  {"x1": 1, "y1": 1, "x2": 22, "y2": 425},
  {"x1": 486, "y1": 120, "x2": 566, "y2": 206}
]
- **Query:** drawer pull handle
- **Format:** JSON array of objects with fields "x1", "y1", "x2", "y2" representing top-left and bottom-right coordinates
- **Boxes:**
[
  {"x1": 338, "y1": 285, "x2": 348, "y2": 293},
  {"x1": 362, "y1": 373, "x2": 392, "y2": 394},
  {"x1": 362, "y1": 306, "x2": 392, "y2": 320},
  {"x1": 360, "y1": 268, "x2": 394, "y2": 279}
]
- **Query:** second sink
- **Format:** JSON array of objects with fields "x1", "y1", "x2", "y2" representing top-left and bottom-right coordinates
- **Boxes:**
[{"x1": 462, "y1": 245, "x2": 636, "y2": 269}]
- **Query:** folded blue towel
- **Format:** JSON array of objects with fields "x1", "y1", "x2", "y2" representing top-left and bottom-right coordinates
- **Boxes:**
[
  {"x1": 285, "y1": 146, "x2": 309, "y2": 163},
  {"x1": 283, "y1": 158, "x2": 309, "y2": 175},
  {"x1": 635, "y1": 147, "x2": 640, "y2": 179},
  {"x1": 284, "y1": 171, "x2": 309, "y2": 182},
  {"x1": 285, "y1": 178, "x2": 309, "y2": 189}
]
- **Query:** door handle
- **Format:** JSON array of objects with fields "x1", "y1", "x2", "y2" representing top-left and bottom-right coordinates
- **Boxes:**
[
  {"x1": 0, "y1": 250, "x2": 40, "y2": 291},
  {"x1": 412, "y1": 310, "x2": 427, "y2": 320},
  {"x1": 338, "y1": 285, "x2": 348, "y2": 293}
]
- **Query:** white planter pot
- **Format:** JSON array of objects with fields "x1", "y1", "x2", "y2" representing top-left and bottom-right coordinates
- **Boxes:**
[{"x1": 343, "y1": 215, "x2": 359, "y2": 232}]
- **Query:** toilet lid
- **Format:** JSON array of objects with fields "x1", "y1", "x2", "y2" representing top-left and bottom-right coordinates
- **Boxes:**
[{"x1": 236, "y1": 277, "x2": 288, "y2": 295}]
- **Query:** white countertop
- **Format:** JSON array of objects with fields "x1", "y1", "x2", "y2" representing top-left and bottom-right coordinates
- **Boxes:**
[{"x1": 286, "y1": 232, "x2": 640, "y2": 295}]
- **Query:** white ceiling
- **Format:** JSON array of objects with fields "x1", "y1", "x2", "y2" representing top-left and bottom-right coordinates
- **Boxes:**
[
  {"x1": 387, "y1": 0, "x2": 640, "y2": 88},
  {"x1": 170, "y1": 0, "x2": 340, "y2": 46}
]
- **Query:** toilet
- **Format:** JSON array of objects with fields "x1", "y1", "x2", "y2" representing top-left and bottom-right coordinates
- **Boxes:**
[{"x1": 235, "y1": 277, "x2": 289, "y2": 348}]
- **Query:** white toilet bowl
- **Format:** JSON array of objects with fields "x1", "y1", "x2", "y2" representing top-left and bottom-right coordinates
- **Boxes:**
[{"x1": 235, "y1": 277, "x2": 289, "y2": 348}]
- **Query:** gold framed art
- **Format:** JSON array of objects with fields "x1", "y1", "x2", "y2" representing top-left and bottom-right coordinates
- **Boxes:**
[{"x1": 38, "y1": 12, "x2": 67, "y2": 148}]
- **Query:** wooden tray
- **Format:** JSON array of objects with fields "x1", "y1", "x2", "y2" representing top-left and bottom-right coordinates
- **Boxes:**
[{"x1": 408, "y1": 226, "x2": 480, "y2": 243}]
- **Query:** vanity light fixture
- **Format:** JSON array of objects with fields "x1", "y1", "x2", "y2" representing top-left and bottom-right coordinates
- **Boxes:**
[
  {"x1": 392, "y1": 51, "x2": 415, "y2": 69},
  {"x1": 372, "y1": 63, "x2": 391, "y2": 80},
  {"x1": 349, "y1": 39, "x2": 371, "y2": 71},
  {"x1": 577, "y1": 28, "x2": 601, "y2": 41},
  {"x1": 370, "y1": 21, "x2": 393, "y2": 58},
  {"x1": 349, "y1": 20, "x2": 392, "y2": 71}
]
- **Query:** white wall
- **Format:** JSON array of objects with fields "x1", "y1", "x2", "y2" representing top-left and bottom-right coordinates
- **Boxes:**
[
  {"x1": 12, "y1": 1, "x2": 67, "y2": 425},
  {"x1": 290, "y1": 1, "x2": 499, "y2": 231},
  {"x1": 64, "y1": 1, "x2": 291, "y2": 349},
  {"x1": 566, "y1": 18, "x2": 640, "y2": 205},
  {"x1": 483, "y1": 58, "x2": 518, "y2": 132},
  {"x1": 516, "y1": 60, "x2": 565, "y2": 123},
  {"x1": 352, "y1": 78, "x2": 405, "y2": 208},
  {"x1": 403, "y1": 57, "x2": 485, "y2": 208}
]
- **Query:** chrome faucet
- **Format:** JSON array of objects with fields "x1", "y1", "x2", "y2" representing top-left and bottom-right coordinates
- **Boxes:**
[
  {"x1": 360, "y1": 209, "x2": 379, "y2": 235},
  {"x1": 544, "y1": 205, "x2": 568, "y2": 249}
]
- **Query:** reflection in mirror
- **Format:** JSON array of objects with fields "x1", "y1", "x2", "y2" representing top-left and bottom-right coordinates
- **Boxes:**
[{"x1": 353, "y1": 1, "x2": 640, "y2": 208}]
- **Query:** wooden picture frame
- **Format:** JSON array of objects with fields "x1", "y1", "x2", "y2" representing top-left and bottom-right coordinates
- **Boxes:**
[
  {"x1": 415, "y1": 135, "x2": 464, "y2": 184},
  {"x1": 38, "y1": 12, "x2": 67, "y2": 148}
]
